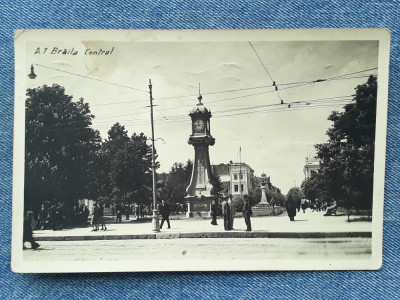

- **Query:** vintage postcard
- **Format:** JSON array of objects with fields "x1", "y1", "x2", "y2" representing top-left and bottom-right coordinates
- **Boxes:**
[{"x1": 12, "y1": 29, "x2": 390, "y2": 273}]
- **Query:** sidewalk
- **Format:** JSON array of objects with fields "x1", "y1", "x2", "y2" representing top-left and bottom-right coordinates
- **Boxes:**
[{"x1": 33, "y1": 210, "x2": 372, "y2": 241}]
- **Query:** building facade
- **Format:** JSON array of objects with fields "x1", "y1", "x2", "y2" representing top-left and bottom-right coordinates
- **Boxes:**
[
  {"x1": 212, "y1": 162, "x2": 255, "y2": 196},
  {"x1": 304, "y1": 157, "x2": 320, "y2": 179}
]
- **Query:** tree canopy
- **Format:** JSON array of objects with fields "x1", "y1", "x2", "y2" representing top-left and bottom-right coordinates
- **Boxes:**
[
  {"x1": 25, "y1": 85, "x2": 157, "y2": 213},
  {"x1": 302, "y1": 75, "x2": 377, "y2": 210},
  {"x1": 25, "y1": 84, "x2": 101, "y2": 211}
]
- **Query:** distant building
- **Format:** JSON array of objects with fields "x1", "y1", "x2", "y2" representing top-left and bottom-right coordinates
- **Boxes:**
[
  {"x1": 254, "y1": 172, "x2": 271, "y2": 188},
  {"x1": 304, "y1": 156, "x2": 320, "y2": 179},
  {"x1": 212, "y1": 162, "x2": 255, "y2": 196}
]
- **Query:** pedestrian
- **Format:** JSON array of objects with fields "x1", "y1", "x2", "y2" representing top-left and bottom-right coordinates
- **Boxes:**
[
  {"x1": 37, "y1": 203, "x2": 48, "y2": 230},
  {"x1": 125, "y1": 203, "x2": 130, "y2": 220},
  {"x1": 53, "y1": 203, "x2": 64, "y2": 231},
  {"x1": 211, "y1": 199, "x2": 218, "y2": 225},
  {"x1": 98, "y1": 202, "x2": 107, "y2": 231},
  {"x1": 140, "y1": 204, "x2": 145, "y2": 219},
  {"x1": 72, "y1": 205, "x2": 79, "y2": 227},
  {"x1": 242, "y1": 196, "x2": 252, "y2": 231},
  {"x1": 285, "y1": 193, "x2": 301, "y2": 221},
  {"x1": 48, "y1": 204, "x2": 57, "y2": 230},
  {"x1": 134, "y1": 205, "x2": 139, "y2": 219},
  {"x1": 81, "y1": 204, "x2": 90, "y2": 226},
  {"x1": 301, "y1": 199, "x2": 307, "y2": 213},
  {"x1": 228, "y1": 195, "x2": 235, "y2": 230},
  {"x1": 116, "y1": 203, "x2": 122, "y2": 223},
  {"x1": 91, "y1": 202, "x2": 99, "y2": 231},
  {"x1": 270, "y1": 198, "x2": 276, "y2": 215},
  {"x1": 23, "y1": 211, "x2": 40, "y2": 250},
  {"x1": 159, "y1": 199, "x2": 171, "y2": 229},
  {"x1": 221, "y1": 197, "x2": 229, "y2": 230}
]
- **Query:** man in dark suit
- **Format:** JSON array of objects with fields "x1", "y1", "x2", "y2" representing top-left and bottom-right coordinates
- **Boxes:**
[
  {"x1": 159, "y1": 199, "x2": 171, "y2": 229},
  {"x1": 285, "y1": 193, "x2": 301, "y2": 221},
  {"x1": 211, "y1": 199, "x2": 218, "y2": 225},
  {"x1": 23, "y1": 211, "x2": 40, "y2": 250},
  {"x1": 221, "y1": 197, "x2": 229, "y2": 230},
  {"x1": 242, "y1": 196, "x2": 252, "y2": 231}
]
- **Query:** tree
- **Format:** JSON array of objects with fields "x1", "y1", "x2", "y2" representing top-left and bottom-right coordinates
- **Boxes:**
[
  {"x1": 304, "y1": 75, "x2": 377, "y2": 211},
  {"x1": 163, "y1": 160, "x2": 193, "y2": 205},
  {"x1": 286, "y1": 187, "x2": 303, "y2": 205},
  {"x1": 25, "y1": 84, "x2": 101, "y2": 212},
  {"x1": 248, "y1": 186, "x2": 262, "y2": 206},
  {"x1": 209, "y1": 172, "x2": 223, "y2": 196},
  {"x1": 101, "y1": 123, "x2": 155, "y2": 205},
  {"x1": 301, "y1": 173, "x2": 328, "y2": 203}
]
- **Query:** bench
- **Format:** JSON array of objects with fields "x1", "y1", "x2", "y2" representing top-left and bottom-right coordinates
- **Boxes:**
[{"x1": 324, "y1": 206, "x2": 337, "y2": 216}]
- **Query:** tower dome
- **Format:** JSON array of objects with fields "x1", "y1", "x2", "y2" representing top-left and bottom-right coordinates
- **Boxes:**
[{"x1": 190, "y1": 94, "x2": 211, "y2": 115}]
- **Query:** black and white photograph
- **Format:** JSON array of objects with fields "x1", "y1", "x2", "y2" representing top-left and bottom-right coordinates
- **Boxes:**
[{"x1": 12, "y1": 29, "x2": 390, "y2": 272}]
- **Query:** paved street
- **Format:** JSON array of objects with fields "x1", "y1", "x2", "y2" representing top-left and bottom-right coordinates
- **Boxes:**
[
  {"x1": 23, "y1": 237, "x2": 371, "y2": 261},
  {"x1": 22, "y1": 210, "x2": 373, "y2": 270},
  {"x1": 31, "y1": 208, "x2": 372, "y2": 241}
]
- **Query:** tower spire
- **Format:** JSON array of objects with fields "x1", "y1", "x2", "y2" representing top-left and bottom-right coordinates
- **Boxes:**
[{"x1": 198, "y1": 83, "x2": 202, "y2": 102}]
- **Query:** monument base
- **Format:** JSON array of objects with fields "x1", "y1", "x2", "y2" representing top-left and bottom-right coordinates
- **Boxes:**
[
  {"x1": 252, "y1": 202, "x2": 283, "y2": 216},
  {"x1": 185, "y1": 196, "x2": 213, "y2": 218}
]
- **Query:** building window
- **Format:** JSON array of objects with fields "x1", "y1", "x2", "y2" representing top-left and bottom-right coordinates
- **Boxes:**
[
  {"x1": 234, "y1": 174, "x2": 238, "y2": 180},
  {"x1": 234, "y1": 185, "x2": 238, "y2": 192},
  {"x1": 241, "y1": 184, "x2": 244, "y2": 192},
  {"x1": 240, "y1": 174, "x2": 243, "y2": 180}
]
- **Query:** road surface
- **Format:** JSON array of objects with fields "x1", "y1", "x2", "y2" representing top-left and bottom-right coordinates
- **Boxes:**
[{"x1": 23, "y1": 237, "x2": 371, "y2": 262}]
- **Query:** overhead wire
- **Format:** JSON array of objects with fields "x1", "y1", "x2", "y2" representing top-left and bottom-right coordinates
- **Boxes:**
[
  {"x1": 248, "y1": 41, "x2": 283, "y2": 103},
  {"x1": 94, "y1": 95, "x2": 355, "y2": 127},
  {"x1": 35, "y1": 63, "x2": 149, "y2": 93}
]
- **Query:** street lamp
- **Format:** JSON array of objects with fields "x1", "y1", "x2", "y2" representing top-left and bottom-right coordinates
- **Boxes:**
[
  {"x1": 28, "y1": 64, "x2": 37, "y2": 79},
  {"x1": 149, "y1": 79, "x2": 160, "y2": 232}
]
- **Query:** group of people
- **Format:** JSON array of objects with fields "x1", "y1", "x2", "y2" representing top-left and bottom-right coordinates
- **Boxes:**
[
  {"x1": 36, "y1": 202, "x2": 66, "y2": 231},
  {"x1": 285, "y1": 196, "x2": 339, "y2": 221},
  {"x1": 113, "y1": 203, "x2": 149, "y2": 223},
  {"x1": 71, "y1": 204, "x2": 90, "y2": 227},
  {"x1": 90, "y1": 202, "x2": 107, "y2": 231},
  {"x1": 212, "y1": 195, "x2": 252, "y2": 231}
]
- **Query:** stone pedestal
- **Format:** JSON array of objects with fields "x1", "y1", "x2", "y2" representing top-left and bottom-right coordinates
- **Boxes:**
[
  {"x1": 186, "y1": 196, "x2": 213, "y2": 218},
  {"x1": 252, "y1": 202, "x2": 283, "y2": 216},
  {"x1": 261, "y1": 186, "x2": 268, "y2": 203}
]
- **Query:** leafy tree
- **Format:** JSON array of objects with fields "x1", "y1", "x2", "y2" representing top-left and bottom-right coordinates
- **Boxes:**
[
  {"x1": 286, "y1": 187, "x2": 303, "y2": 205},
  {"x1": 248, "y1": 186, "x2": 262, "y2": 206},
  {"x1": 209, "y1": 172, "x2": 223, "y2": 196},
  {"x1": 25, "y1": 84, "x2": 101, "y2": 212},
  {"x1": 303, "y1": 75, "x2": 377, "y2": 211},
  {"x1": 101, "y1": 123, "x2": 155, "y2": 205},
  {"x1": 163, "y1": 160, "x2": 193, "y2": 205},
  {"x1": 301, "y1": 173, "x2": 329, "y2": 203}
]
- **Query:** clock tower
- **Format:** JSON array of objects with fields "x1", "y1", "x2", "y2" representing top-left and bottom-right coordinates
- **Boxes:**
[{"x1": 185, "y1": 93, "x2": 215, "y2": 218}]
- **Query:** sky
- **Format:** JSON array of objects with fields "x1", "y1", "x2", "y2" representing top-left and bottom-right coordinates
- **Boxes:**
[{"x1": 24, "y1": 35, "x2": 379, "y2": 194}]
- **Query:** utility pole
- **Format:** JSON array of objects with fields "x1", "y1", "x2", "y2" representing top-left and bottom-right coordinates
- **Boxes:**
[
  {"x1": 149, "y1": 79, "x2": 160, "y2": 232},
  {"x1": 239, "y1": 146, "x2": 242, "y2": 198}
]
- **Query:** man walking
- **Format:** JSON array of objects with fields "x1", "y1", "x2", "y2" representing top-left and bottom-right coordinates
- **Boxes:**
[
  {"x1": 242, "y1": 196, "x2": 252, "y2": 231},
  {"x1": 221, "y1": 197, "x2": 229, "y2": 230},
  {"x1": 211, "y1": 199, "x2": 218, "y2": 225},
  {"x1": 23, "y1": 211, "x2": 40, "y2": 250},
  {"x1": 115, "y1": 203, "x2": 122, "y2": 223},
  {"x1": 159, "y1": 199, "x2": 171, "y2": 229}
]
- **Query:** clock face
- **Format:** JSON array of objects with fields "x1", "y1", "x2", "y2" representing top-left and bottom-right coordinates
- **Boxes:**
[{"x1": 194, "y1": 119, "x2": 205, "y2": 132}]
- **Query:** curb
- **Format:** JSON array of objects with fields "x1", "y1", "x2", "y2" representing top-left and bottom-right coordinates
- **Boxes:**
[{"x1": 34, "y1": 231, "x2": 372, "y2": 241}]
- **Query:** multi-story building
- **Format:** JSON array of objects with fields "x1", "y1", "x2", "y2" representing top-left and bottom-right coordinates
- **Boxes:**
[
  {"x1": 304, "y1": 156, "x2": 320, "y2": 179},
  {"x1": 212, "y1": 162, "x2": 255, "y2": 196}
]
